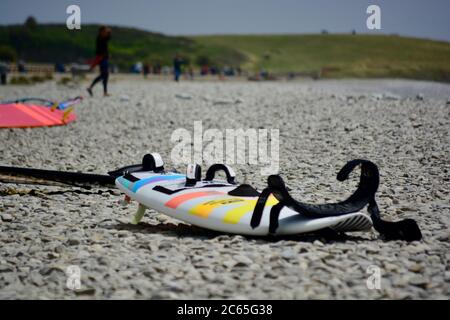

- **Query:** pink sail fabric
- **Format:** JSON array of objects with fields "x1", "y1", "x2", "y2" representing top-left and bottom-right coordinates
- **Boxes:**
[{"x1": 0, "y1": 103, "x2": 76, "y2": 128}]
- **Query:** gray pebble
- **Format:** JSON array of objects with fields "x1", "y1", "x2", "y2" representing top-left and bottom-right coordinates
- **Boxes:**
[
  {"x1": 0, "y1": 79, "x2": 448, "y2": 299},
  {"x1": 1, "y1": 214, "x2": 14, "y2": 222},
  {"x1": 67, "y1": 238, "x2": 81, "y2": 246}
]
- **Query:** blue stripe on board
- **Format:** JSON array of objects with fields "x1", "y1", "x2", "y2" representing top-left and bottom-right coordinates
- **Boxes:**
[
  {"x1": 117, "y1": 177, "x2": 131, "y2": 189},
  {"x1": 131, "y1": 174, "x2": 185, "y2": 192}
]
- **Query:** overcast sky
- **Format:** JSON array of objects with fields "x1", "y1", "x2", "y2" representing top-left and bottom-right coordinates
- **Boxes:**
[{"x1": 1, "y1": 0, "x2": 449, "y2": 42}]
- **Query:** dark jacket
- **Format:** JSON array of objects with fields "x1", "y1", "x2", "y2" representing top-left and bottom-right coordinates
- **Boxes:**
[
  {"x1": 96, "y1": 35, "x2": 110, "y2": 58},
  {"x1": 173, "y1": 57, "x2": 183, "y2": 72}
]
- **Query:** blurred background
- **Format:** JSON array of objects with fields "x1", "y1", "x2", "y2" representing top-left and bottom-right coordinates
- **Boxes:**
[{"x1": 1, "y1": 0, "x2": 449, "y2": 83}]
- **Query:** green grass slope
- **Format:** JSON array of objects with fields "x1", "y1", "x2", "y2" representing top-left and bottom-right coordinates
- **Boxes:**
[
  {"x1": 0, "y1": 23, "x2": 246, "y2": 70},
  {"x1": 193, "y1": 34, "x2": 450, "y2": 81},
  {"x1": 1, "y1": 21, "x2": 449, "y2": 82}
]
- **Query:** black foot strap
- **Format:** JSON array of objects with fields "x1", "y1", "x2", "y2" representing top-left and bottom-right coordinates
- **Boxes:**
[
  {"x1": 204, "y1": 164, "x2": 236, "y2": 184},
  {"x1": 269, "y1": 202, "x2": 284, "y2": 234},
  {"x1": 250, "y1": 159, "x2": 422, "y2": 241},
  {"x1": 368, "y1": 200, "x2": 422, "y2": 241},
  {"x1": 250, "y1": 188, "x2": 273, "y2": 229}
]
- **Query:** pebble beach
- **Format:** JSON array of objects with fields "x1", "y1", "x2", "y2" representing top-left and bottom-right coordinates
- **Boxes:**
[{"x1": 0, "y1": 77, "x2": 449, "y2": 299}]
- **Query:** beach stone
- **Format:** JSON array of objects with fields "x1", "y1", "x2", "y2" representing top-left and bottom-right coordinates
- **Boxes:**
[
  {"x1": 175, "y1": 93, "x2": 192, "y2": 100},
  {"x1": 67, "y1": 238, "x2": 81, "y2": 246},
  {"x1": 75, "y1": 288, "x2": 96, "y2": 296},
  {"x1": 383, "y1": 92, "x2": 401, "y2": 100},
  {"x1": 0, "y1": 78, "x2": 448, "y2": 299},
  {"x1": 1, "y1": 214, "x2": 13, "y2": 222},
  {"x1": 280, "y1": 249, "x2": 296, "y2": 260},
  {"x1": 233, "y1": 255, "x2": 253, "y2": 266},
  {"x1": 408, "y1": 263, "x2": 424, "y2": 273},
  {"x1": 47, "y1": 252, "x2": 60, "y2": 259},
  {"x1": 0, "y1": 265, "x2": 14, "y2": 273},
  {"x1": 435, "y1": 230, "x2": 450, "y2": 242}
]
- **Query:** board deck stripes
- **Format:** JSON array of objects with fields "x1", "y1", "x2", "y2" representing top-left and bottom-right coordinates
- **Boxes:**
[
  {"x1": 165, "y1": 191, "x2": 224, "y2": 209},
  {"x1": 131, "y1": 174, "x2": 184, "y2": 192}
]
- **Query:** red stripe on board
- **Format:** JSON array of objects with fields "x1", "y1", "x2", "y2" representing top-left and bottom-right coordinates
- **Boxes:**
[{"x1": 165, "y1": 191, "x2": 223, "y2": 209}]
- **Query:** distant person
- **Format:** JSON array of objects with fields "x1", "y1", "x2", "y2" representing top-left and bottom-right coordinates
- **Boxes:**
[
  {"x1": 17, "y1": 60, "x2": 26, "y2": 73},
  {"x1": 87, "y1": 26, "x2": 111, "y2": 97},
  {"x1": 153, "y1": 63, "x2": 161, "y2": 75},
  {"x1": 143, "y1": 63, "x2": 150, "y2": 78},
  {"x1": 173, "y1": 54, "x2": 184, "y2": 82},
  {"x1": 236, "y1": 66, "x2": 242, "y2": 77},
  {"x1": 0, "y1": 61, "x2": 8, "y2": 85},
  {"x1": 201, "y1": 64, "x2": 208, "y2": 76},
  {"x1": 188, "y1": 65, "x2": 194, "y2": 80},
  {"x1": 54, "y1": 63, "x2": 66, "y2": 73}
]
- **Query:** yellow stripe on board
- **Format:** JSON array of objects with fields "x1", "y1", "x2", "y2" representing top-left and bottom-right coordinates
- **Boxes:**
[
  {"x1": 189, "y1": 198, "x2": 246, "y2": 218},
  {"x1": 189, "y1": 195, "x2": 279, "y2": 223},
  {"x1": 223, "y1": 196, "x2": 278, "y2": 224}
]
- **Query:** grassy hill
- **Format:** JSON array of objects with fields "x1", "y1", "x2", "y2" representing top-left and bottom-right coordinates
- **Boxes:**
[
  {"x1": 0, "y1": 23, "x2": 245, "y2": 70},
  {"x1": 1, "y1": 21, "x2": 449, "y2": 82},
  {"x1": 194, "y1": 34, "x2": 450, "y2": 81}
]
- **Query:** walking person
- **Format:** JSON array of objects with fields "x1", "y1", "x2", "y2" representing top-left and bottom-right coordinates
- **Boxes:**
[
  {"x1": 87, "y1": 26, "x2": 111, "y2": 97},
  {"x1": 143, "y1": 62, "x2": 150, "y2": 78},
  {"x1": 173, "y1": 53, "x2": 184, "y2": 82},
  {"x1": 0, "y1": 61, "x2": 8, "y2": 85}
]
